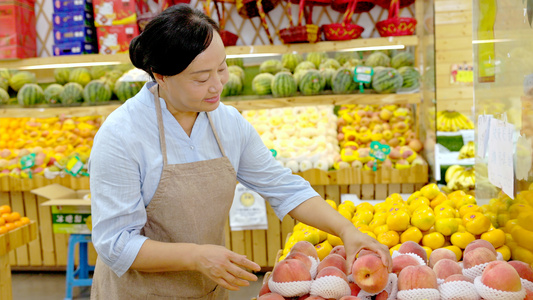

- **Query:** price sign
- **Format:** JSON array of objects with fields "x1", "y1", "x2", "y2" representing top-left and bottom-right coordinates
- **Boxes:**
[
  {"x1": 20, "y1": 153, "x2": 36, "y2": 179},
  {"x1": 369, "y1": 141, "x2": 391, "y2": 171},
  {"x1": 65, "y1": 155, "x2": 88, "y2": 177},
  {"x1": 354, "y1": 66, "x2": 374, "y2": 93}
]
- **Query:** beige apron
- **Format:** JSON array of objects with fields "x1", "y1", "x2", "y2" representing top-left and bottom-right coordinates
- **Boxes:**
[{"x1": 91, "y1": 85, "x2": 237, "y2": 299}]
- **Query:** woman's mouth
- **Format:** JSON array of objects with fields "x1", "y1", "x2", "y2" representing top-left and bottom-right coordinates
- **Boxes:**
[{"x1": 204, "y1": 95, "x2": 220, "y2": 103}]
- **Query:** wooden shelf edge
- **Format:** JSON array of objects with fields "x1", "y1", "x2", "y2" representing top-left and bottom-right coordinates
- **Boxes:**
[
  {"x1": 0, "y1": 221, "x2": 38, "y2": 256},
  {"x1": 0, "y1": 36, "x2": 419, "y2": 70},
  {"x1": 0, "y1": 104, "x2": 121, "y2": 117}
]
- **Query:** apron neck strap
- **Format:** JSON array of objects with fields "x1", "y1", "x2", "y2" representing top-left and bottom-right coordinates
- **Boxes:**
[
  {"x1": 206, "y1": 112, "x2": 227, "y2": 158},
  {"x1": 150, "y1": 84, "x2": 168, "y2": 166}
]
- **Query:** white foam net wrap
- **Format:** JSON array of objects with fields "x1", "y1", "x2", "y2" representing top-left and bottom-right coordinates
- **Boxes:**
[
  {"x1": 356, "y1": 273, "x2": 398, "y2": 300},
  {"x1": 463, "y1": 262, "x2": 490, "y2": 280},
  {"x1": 391, "y1": 251, "x2": 426, "y2": 265},
  {"x1": 439, "y1": 280, "x2": 480, "y2": 300},
  {"x1": 521, "y1": 278, "x2": 533, "y2": 292},
  {"x1": 497, "y1": 252, "x2": 504, "y2": 261},
  {"x1": 437, "y1": 278, "x2": 445, "y2": 286},
  {"x1": 309, "y1": 256, "x2": 319, "y2": 279},
  {"x1": 309, "y1": 276, "x2": 351, "y2": 299},
  {"x1": 396, "y1": 288, "x2": 441, "y2": 300},
  {"x1": 268, "y1": 278, "x2": 312, "y2": 297},
  {"x1": 473, "y1": 276, "x2": 527, "y2": 300}
]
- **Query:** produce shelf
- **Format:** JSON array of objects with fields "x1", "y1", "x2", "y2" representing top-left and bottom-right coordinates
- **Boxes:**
[{"x1": 0, "y1": 36, "x2": 419, "y2": 70}]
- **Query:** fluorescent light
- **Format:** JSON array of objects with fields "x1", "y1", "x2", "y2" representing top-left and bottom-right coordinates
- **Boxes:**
[
  {"x1": 338, "y1": 44, "x2": 406, "y2": 52},
  {"x1": 226, "y1": 53, "x2": 280, "y2": 59},
  {"x1": 472, "y1": 39, "x2": 513, "y2": 44},
  {"x1": 19, "y1": 61, "x2": 123, "y2": 70}
]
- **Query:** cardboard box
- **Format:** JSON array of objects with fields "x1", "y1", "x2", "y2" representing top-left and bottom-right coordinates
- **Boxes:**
[
  {"x1": 32, "y1": 184, "x2": 92, "y2": 234},
  {"x1": 96, "y1": 24, "x2": 138, "y2": 54},
  {"x1": 53, "y1": 10, "x2": 94, "y2": 27},
  {"x1": 53, "y1": 25, "x2": 96, "y2": 44},
  {"x1": 53, "y1": 41, "x2": 97, "y2": 56},
  {"x1": 92, "y1": 0, "x2": 136, "y2": 27},
  {"x1": 0, "y1": 0, "x2": 36, "y2": 58},
  {"x1": 53, "y1": 0, "x2": 93, "y2": 12}
]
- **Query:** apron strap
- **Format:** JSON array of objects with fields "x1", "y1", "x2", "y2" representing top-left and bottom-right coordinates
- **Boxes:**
[
  {"x1": 150, "y1": 84, "x2": 168, "y2": 166},
  {"x1": 206, "y1": 112, "x2": 227, "y2": 158}
]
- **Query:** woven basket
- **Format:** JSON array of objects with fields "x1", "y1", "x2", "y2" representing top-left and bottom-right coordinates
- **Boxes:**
[
  {"x1": 374, "y1": 0, "x2": 414, "y2": 8},
  {"x1": 375, "y1": 0, "x2": 416, "y2": 37},
  {"x1": 331, "y1": 0, "x2": 374, "y2": 14},
  {"x1": 237, "y1": 0, "x2": 279, "y2": 18},
  {"x1": 288, "y1": 0, "x2": 332, "y2": 7},
  {"x1": 279, "y1": 0, "x2": 321, "y2": 43},
  {"x1": 220, "y1": 30, "x2": 238, "y2": 46},
  {"x1": 322, "y1": 0, "x2": 364, "y2": 41}
]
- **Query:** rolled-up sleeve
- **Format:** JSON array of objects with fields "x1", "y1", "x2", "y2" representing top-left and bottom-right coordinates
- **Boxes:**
[
  {"x1": 88, "y1": 120, "x2": 149, "y2": 277},
  {"x1": 235, "y1": 117, "x2": 319, "y2": 220}
]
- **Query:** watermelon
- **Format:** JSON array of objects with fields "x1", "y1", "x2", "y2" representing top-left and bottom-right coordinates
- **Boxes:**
[
  {"x1": 228, "y1": 65, "x2": 245, "y2": 82},
  {"x1": 372, "y1": 68, "x2": 403, "y2": 94},
  {"x1": 90, "y1": 66, "x2": 110, "y2": 80},
  {"x1": 294, "y1": 61, "x2": 316, "y2": 74},
  {"x1": 69, "y1": 68, "x2": 92, "y2": 86},
  {"x1": 17, "y1": 83, "x2": 44, "y2": 105},
  {"x1": 54, "y1": 68, "x2": 70, "y2": 84},
  {"x1": 271, "y1": 72, "x2": 297, "y2": 98},
  {"x1": 398, "y1": 66, "x2": 421, "y2": 89},
  {"x1": 9, "y1": 71, "x2": 37, "y2": 92},
  {"x1": 83, "y1": 80, "x2": 112, "y2": 103},
  {"x1": 60, "y1": 82, "x2": 84, "y2": 104},
  {"x1": 101, "y1": 70, "x2": 123, "y2": 91},
  {"x1": 306, "y1": 52, "x2": 328, "y2": 68},
  {"x1": 221, "y1": 73, "x2": 243, "y2": 97},
  {"x1": 343, "y1": 58, "x2": 362, "y2": 69},
  {"x1": 43, "y1": 84, "x2": 64, "y2": 104},
  {"x1": 365, "y1": 52, "x2": 391, "y2": 68},
  {"x1": 332, "y1": 68, "x2": 357, "y2": 94},
  {"x1": 0, "y1": 68, "x2": 10, "y2": 80},
  {"x1": 320, "y1": 68, "x2": 336, "y2": 90},
  {"x1": 335, "y1": 52, "x2": 356, "y2": 66},
  {"x1": 252, "y1": 73, "x2": 275, "y2": 95},
  {"x1": 0, "y1": 88, "x2": 9, "y2": 104},
  {"x1": 319, "y1": 58, "x2": 341, "y2": 70},
  {"x1": 259, "y1": 60, "x2": 282, "y2": 75},
  {"x1": 391, "y1": 52, "x2": 415, "y2": 69},
  {"x1": 298, "y1": 70, "x2": 324, "y2": 96},
  {"x1": 293, "y1": 70, "x2": 306, "y2": 86},
  {"x1": 0, "y1": 77, "x2": 8, "y2": 91},
  {"x1": 113, "y1": 64, "x2": 134, "y2": 73},
  {"x1": 227, "y1": 58, "x2": 244, "y2": 68},
  {"x1": 281, "y1": 53, "x2": 304, "y2": 73},
  {"x1": 114, "y1": 81, "x2": 144, "y2": 102}
]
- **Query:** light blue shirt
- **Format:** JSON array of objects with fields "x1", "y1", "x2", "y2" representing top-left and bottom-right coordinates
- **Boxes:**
[{"x1": 88, "y1": 81, "x2": 319, "y2": 277}]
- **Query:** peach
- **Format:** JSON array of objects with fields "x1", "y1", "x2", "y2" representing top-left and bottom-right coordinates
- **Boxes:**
[
  {"x1": 297, "y1": 295, "x2": 326, "y2": 300},
  {"x1": 392, "y1": 254, "x2": 421, "y2": 276},
  {"x1": 357, "y1": 249, "x2": 375, "y2": 257},
  {"x1": 339, "y1": 296, "x2": 362, "y2": 300},
  {"x1": 348, "y1": 282, "x2": 361, "y2": 296},
  {"x1": 444, "y1": 274, "x2": 474, "y2": 283},
  {"x1": 408, "y1": 139, "x2": 423, "y2": 152},
  {"x1": 398, "y1": 241, "x2": 428, "y2": 263},
  {"x1": 375, "y1": 290, "x2": 388, "y2": 300},
  {"x1": 462, "y1": 247, "x2": 497, "y2": 269},
  {"x1": 379, "y1": 109, "x2": 393, "y2": 121},
  {"x1": 429, "y1": 248, "x2": 457, "y2": 268},
  {"x1": 286, "y1": 252, "x2": 313, "y2": 271},
  {"x1": 258, "y1": 293, "x2": 285, "y2": 300},
  {"x1": 272, "y1": 259, "x2": 312, "y2": 283},
  {"x1": 526, "y1": 289, "x2": 533, "y2": 300},
  {"x1": 317, "y1": 253, "x2": 347, "y2": 275},
  {"x1": 481, "y1": 261, "x2": 522, "y2": 292},
  {"x1": 508, "y1": 260, "x2": 533, "y2": 282},
  {"x1": 464, "y1": 239, "x2": 497, "y2": 257},
  {"x1": 351, "y1": 253, "x2": 389, "y2": 294},
  {"x1": 397, "y1": 265, "x2": 438, "y2": 290},
  {"x1": 432, "y1": 258, "x2": 462, "y2": 280},
  {"x1": 258, "y1": 281, "x2": 271, "y2": 296},
  {"x1": 316, "y1": 266, "x2": 348, "y2": 283},
  {"x1": 291, "y1": 241, "x2": 319, "y2": 260},
  {"x1": 330, "y1": 245, "x2": 346, "y2": 259}
]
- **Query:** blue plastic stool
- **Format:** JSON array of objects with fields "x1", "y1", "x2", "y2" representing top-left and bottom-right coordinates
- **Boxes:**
[{"x1": 65, "y1": 234, "x2": 95, "y2": 300}]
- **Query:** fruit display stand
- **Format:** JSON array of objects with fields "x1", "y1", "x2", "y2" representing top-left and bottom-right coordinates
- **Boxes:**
[{"x1": 0, "y1": 221, "x2": 38, "y2": 299}]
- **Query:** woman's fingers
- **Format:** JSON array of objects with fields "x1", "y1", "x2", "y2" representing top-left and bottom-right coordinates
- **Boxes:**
[{"x1": 231, "y1": 254, "x2": 261, "y2": 273}]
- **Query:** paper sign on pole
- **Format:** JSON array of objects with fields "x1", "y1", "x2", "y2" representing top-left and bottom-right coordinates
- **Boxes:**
[
  {"x1": 229, "y1": 183, "x2": 268, "y2": 231},
  {"x1": 487, "y1": 118, "x2": 515, "y2": 198}
]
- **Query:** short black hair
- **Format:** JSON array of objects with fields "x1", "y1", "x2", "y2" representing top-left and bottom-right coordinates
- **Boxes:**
[{"x1": 129, "y1": 4, "x2": 220, "y2": 79}]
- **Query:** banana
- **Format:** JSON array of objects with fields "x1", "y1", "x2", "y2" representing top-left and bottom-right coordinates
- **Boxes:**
[{"x1": 445, "y1": 165, "x2": 465, "y2": 183}]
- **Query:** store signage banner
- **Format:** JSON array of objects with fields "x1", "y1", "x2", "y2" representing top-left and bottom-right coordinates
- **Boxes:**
[{"x1": 229, "y1": 183, "x2": 268, "y2": 231}]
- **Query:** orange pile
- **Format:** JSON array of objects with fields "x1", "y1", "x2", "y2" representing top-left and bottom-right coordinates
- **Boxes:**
[{"x1": 0, "y1": 205, "x2": 31, "y2": 234}]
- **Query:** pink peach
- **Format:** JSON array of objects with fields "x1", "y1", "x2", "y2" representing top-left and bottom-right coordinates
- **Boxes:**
[
  {"x1": 392, "y1": 254, "x2": 421, "y2": 276},
  {"x1": 330, "y1": 245, "x2": 347, "y2": 259},
  {"x1": 462, "y1": 247, "x2": 497, "y2": 269},
  {"x1": 258, "y1": 293, "x2": 285, "y2": 300},
  {"x1": 316, "y1": 266, "x2": 348, "y2": 283},
  {"x1": 481, "y1": 261, "x2": 522, "y2": 292},
  {"x1": 397, "y1": 265, "x2": 438, "y2": 291},
  {"x1": 429, "y1": 248, "x2": 457, "y2": 268},
  {"x1": 318, "y1": 253, "x2": 347, "y2": 275},
  {"x1": 444, "y1": 274, "x2": 474, "y2": 283},
  {"x1": 398, "y1": 241, "x2": 428, "y2": 263},
  {"x1": 272, "y1": 259, "x2": 312, "y2": 283},
  {"x1": 286, "y1": 251, "x2": 313, "y2": 271},
  {"x1": 508, "y1": 260, "x2": 533, "y2": 282},
  {"x1": 291, "y1": 241, "x2": 319, "y2": 260},
  {"x1": 464, "y1": 239, "x2": 497, "y2": 257},
  {"x1": 432, "y1": 258, "x2": 462, "y2": 280},
  {"x1": 351, "y1": 254, "x2": 389, "y2": 294}
]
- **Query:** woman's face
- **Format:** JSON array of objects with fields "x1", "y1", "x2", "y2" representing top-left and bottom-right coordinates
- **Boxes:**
[{"x1": 157, "y1": 32, "x2": 229, "y2": 115}]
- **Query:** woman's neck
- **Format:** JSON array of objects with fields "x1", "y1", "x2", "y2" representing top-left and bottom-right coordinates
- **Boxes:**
[{"x1": 158, "y1": 88, "x2": 198, "y2": 137}]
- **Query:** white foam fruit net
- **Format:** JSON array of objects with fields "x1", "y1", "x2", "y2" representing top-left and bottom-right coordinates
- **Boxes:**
[
  {"x1": 391, "y1": 251, "x2": 427, "y2": 265},
  {"x1": 397, "y1": 288, "x2": 441, "y2": 300},
  {"x1": 439, "y1": 280, "x2": 480, "y2": 300},
  {"x1": 521, "y1": 278, "x2": 533, "y2": 292},
  {"x1": 356, "y1": 273, "x2": 398, "y2": 300},
  {"x1": 473, "y1": 276, "x2": 527, "y2": 300},
  {"x1": 309, "y1": 275, "x2": 351, "y2": 299},
  {"x1": 463, "y1": 262, "x2": 490, "y2": 280},
  {"x1": 309, "y1": 256, "x2": 319, "y2": 279},
  {"x1": 268, "y1": 278, "x2": 312, "y2": 297}
]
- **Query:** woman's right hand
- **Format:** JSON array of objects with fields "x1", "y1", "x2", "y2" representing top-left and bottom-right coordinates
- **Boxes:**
[{"x1": 193, "y1": 244, "x2": 261, "y2": 291}]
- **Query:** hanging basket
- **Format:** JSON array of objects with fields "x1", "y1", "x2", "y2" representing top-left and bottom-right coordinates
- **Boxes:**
[
  {"x1": 374, "y1": 0, "x2": 414, "y2": 8},
  {"x1": 375, "y1": 0, "x2": 416, "y2": 37},
  {"x1": 331, "y1": 0, "x2": 374, "y2": 14},
  {"x1": 220, "y1": 30, "x2": 239, "y2": 46},
  {"x1": 279, "y1": 0, "x2": 321, "y2": 43},
  {"x1": 322, "y1": 0, "x2": 364, "y2": 41},
  {"x1": 287, "y1": 0, "x2": 332, "y2": 7},
  {"x1": 237, "y1": 0, "x2": 279, "y2": 18}
]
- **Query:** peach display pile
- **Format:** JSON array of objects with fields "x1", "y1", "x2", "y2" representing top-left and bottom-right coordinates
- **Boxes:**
[
  {"x1": 242, "y1": 106, "x2": 339, "y2": 172},
  {"x1": 335, "y1": 104, "x2": 424, "y2": 170},
  {"x1": 0, "y1": 116, "x2": 102, "y2": 178}
]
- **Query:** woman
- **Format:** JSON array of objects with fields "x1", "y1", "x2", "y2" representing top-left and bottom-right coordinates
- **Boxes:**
[{"x1": 89, "y1": 4, "x2": 391, "y2": 299}]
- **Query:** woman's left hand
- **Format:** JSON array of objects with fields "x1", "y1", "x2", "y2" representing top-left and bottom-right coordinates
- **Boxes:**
[{"x1": 340, "y1": 225, "x2": 392, "y2": 273}]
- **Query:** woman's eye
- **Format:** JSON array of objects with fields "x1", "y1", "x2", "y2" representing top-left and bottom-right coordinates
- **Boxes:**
[
  {"x1": 218, "y1": 67, "x2": 226, "y2": 72},
  {"x1": 196, "y1": 78, "x2": 209, "y2": 83}
]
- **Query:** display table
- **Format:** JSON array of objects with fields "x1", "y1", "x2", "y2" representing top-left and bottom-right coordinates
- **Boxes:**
[{"x1": 0, "y1": 222, "x2": 38, "y2": 300}]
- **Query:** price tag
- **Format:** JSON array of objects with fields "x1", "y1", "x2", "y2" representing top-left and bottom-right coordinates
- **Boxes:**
[
  {"x1": 65, "y1": 155, "x2": 85, "y2": 177},
  {"x1": 269, "y1": 149, "x2": 277, "y2": 158},
  {"x1": 20, "y1": 153, "x2": 36, "y2": 170},
  {"x1": 353, "y1": 66, "x2": 374, "y2": 93},
  {"x1": 369, "y1": 141, "x2": 390, "y2": 171}
]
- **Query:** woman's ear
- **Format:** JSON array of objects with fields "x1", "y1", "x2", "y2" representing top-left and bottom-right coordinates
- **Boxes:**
[{"x1": 153, "y1": 73, "x2": 166, "y2": 88}]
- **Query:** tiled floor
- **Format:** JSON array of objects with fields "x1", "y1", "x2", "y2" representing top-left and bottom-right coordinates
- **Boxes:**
[{"x1": 11, "y1": 271, "x2": 264, "y2": 299}]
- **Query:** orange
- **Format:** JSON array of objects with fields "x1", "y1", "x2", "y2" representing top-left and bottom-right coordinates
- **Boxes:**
[
  {"x1": 13, "y1": 220, "x2": 22, "y2": 228},
  {"x1": 422, "y1": 246, "x2": 433, "y2": 259},
  {"x1": 338, "y1": 203, "x2": 355, "y2": 215},
  {"x1": 400, "y1": 227, "x2": 423, "y2": 244},
  {"x1": 0, "y1": 218, "x2": 4, "y2": 226},
  {"x1": 353, "y1": 210, "x2": 373, "y2": 225},
  {"x1": 338, "y1": 208, "x2": 353, "y2": 220},
  {"x1": 373, "y1": 224, "x2": 390, "y2": 237},
  {"x1": 447, "y1": 190, "x2": 467, "y2": 204},
  {"x1": 327, "y1": 234, "x2": 344, "y2": 247},
  {"x1": 450, "y1": 231, "x2": 476, "y2": 249},
  {"x1": 356, "y1": 202, "x2": 374, "y2": 214},
  {"x1": 481, "y1": 228, "x2": 506, "y2": 249},
  {"x1": 387, "y1": 210, "x2": 410, "y2": 232},
  {"x1": 360, "y1": 231, "x2": 377, "y2": 239},
  {"x1": 422, "y1": 232, "x2": 445, "y2": 250},
  {"x1": 0, "y1": 205, "x2": 11, "y2": 215},
  {"x1": 512, "y1": 246, "x2": 533, "y2": 265},
  {"x1": 411, "y1": 210, "x2": 435, "y2": 231},
  {"x1": 443, "y1": 245, "x2": 463, "y2": 261},
  {"x1": 1, "y1": 213, "x2": 10, "y2": 222},
  {"x1": 20, "y1": 217, "x2": 30, "y2": 225},
  {"x1": 420, "y1": 183, "x2": 441, "y2": 200},
  {"x1": 459, "y1": 204, "x2": 480, "y2": 217},
  {"x1": 355, "y1": 224, "x2": 371, "y2": 233},
  {"x1": 517, "y1": 211, "x2": 533, "y2": 232},
  {"x1": 496, "y1": 245, "x2": 511, "y2": 261},
  {"x1": 435, "y1": 218, "x2": 459, "y2": 236},
  {"x1": 434, "y1": 205, "x2": 456, "y2": 219},
  {"x1": 10, "y1": 212, "x2": 20, "y2": 222},
  {"x1": 408, "y1": 197, "x2": 430, "y2": 214},
  {"x1": 390, "y1": 243, "x2": 402, "y2": 255},
  {"x1": 315, "y1": 240, "x2": 333, "y2": 261},
  {"x1": 325, "y1": 199, "x2": 337, "y2": 210},
  {"x1": 0, "y1": 226, "x2": 7, "y2": 235},
  {"x1": 511, "y1": 225, "x2": 533, "y2": 252},
  {"x1": 368, "y1": 216, "x2": 387, "y2": 231},
  {"x1": 465, "y1": 213, "x2": 491, "y2": 235},
  {"x1": 377, "y1": 231, "x2": 400, "y2": 248},
  {"x1": 4, "y1": 223, "x2": 16, "y2": 232},
  {"x1": 430, "y1": 192, "x2": 449, "y2": 209}
]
